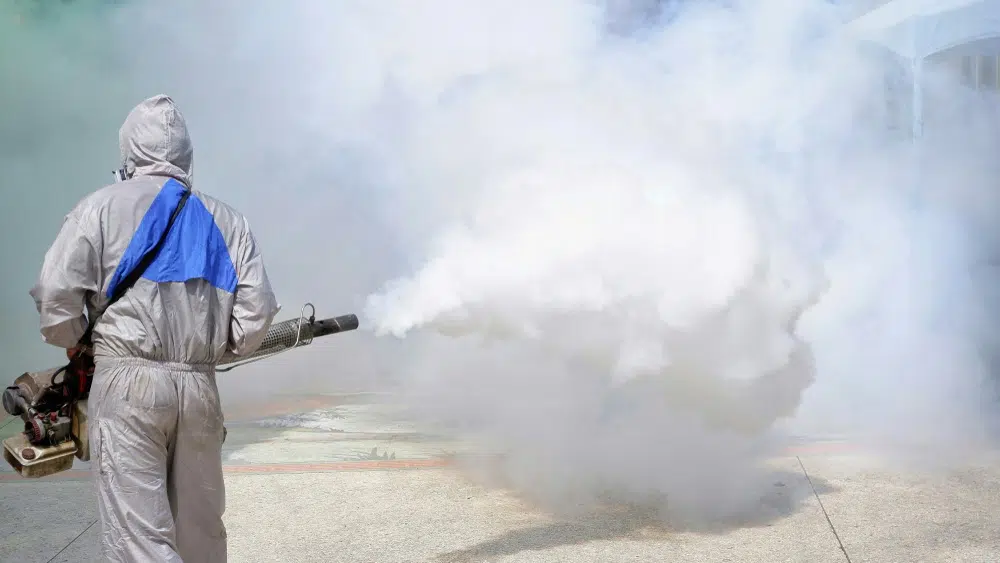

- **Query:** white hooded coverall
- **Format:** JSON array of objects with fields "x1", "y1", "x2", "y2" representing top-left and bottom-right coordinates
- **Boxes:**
[{"x1": 29, "y1": 95, "x2": 281, "y2": 563}]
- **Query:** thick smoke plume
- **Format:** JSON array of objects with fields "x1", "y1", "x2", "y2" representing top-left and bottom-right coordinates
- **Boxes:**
[{"x1": 3, "y1": 0, "x2": 1000, "y2": 522}]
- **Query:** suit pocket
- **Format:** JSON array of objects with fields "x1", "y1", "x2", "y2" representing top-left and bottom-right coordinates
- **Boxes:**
[{"x1": 93, "y1": 421, "x2": 110, "y2": 477}]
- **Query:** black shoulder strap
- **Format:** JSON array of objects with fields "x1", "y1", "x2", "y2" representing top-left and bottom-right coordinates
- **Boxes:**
[{"x1": 79, "y1": 188, "x2": 191, "y2": 347}]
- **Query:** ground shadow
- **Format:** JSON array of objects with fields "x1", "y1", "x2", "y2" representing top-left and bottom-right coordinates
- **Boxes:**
[{"x1": 436, "y1": 466, "x2": 838, "y2": 563}]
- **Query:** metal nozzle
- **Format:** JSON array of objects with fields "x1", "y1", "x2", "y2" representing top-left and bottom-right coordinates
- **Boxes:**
[{"x1": 216, "y1": 307, "x2": 359, "y2": 370}]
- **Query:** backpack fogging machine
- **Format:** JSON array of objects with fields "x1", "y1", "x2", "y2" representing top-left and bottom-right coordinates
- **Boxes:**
[{"x1": 2, "y1": 303, "x2": 359, "y2": 479}]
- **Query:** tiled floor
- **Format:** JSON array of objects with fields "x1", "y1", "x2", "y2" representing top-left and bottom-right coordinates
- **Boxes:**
[{"x1": 2, "y1": 402, "x2": 998, "y2": 563}]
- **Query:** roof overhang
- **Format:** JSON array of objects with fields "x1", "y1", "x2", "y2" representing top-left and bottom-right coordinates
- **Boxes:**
[{"x1": 847, "y1": 0, "x2": 1000, "y2": 59}]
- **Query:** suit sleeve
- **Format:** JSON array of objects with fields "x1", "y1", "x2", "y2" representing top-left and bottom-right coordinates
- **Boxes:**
[
  {"x1": 228, "y1": 219, "x2": 281, "y2": 356},
  {"x1": 29, "y1": 213, "x2": 101, "y2": 349}
]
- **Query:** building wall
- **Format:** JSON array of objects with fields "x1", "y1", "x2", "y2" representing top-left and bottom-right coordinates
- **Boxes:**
[
  {"x1": 962, "y1": 55, "x2": 1000, "y2": 89},
  {"x1": 931, "y1": 49, "x2": 1000, "y2": 91},
  {"x1": 863, "y1": 40, "x2": 1000, "y2": 138}
]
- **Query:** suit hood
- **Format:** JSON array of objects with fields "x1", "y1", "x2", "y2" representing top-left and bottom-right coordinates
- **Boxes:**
[{"x1": 118, "y1": 94, "x2": 194, "y2": 187}]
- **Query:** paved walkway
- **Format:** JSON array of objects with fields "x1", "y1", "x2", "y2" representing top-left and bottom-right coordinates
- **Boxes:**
[{"x1": 2, "y1": 397, "x2": 999, "y2": 562}]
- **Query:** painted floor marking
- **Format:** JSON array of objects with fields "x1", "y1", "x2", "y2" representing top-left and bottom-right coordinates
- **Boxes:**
[{"x1": 0, "y1": 441, "x2": 855, "y2": 482}]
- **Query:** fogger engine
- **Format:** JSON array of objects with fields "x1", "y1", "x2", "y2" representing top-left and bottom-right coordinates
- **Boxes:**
[{"x1": 2, "y1": 304, "x2": 358, "y2": 478}]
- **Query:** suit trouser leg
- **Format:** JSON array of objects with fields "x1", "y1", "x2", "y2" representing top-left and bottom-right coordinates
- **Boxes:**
[
  {"x1": 89, "y1": 361, "x2": 183, "y2": 563},
  {"x1": 170, "y1": 370, "x2": 228, "y2": 563}
]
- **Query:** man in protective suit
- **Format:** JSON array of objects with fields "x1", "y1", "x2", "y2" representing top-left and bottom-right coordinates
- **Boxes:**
[{"x1": 29, "y1": 94, "x2": 281, "y2": 562}]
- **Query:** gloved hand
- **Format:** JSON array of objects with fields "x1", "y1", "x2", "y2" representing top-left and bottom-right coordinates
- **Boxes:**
[
  {"x1": 66, "y1": 345, "x2": 94, "y2": 360},
  {"x1": 63, "y1": 346, "x2": 95, "y2": 399}
]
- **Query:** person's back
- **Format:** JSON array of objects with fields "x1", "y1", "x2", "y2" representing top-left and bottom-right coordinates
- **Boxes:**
[{"x1": 29, "y1": 95, "x2": 280, "y2": 563}]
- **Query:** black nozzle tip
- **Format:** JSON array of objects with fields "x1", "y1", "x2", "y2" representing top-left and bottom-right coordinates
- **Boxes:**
[
  {"x1": 311, "y1": 314, "x2": 360, "y2": 337},
  {"x1": 335, "y1": 314, "x2": 360, "y2": 331}
]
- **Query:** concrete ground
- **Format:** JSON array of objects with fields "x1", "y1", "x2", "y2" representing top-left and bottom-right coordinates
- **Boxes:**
[{"x1": 2, "y1": 395, "x2": 999, "y2": 563}]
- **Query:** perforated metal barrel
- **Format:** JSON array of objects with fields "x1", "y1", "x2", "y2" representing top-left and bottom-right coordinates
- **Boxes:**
[{"x1": 218, "y1": 314, "x2": 359, "y2": 366}]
